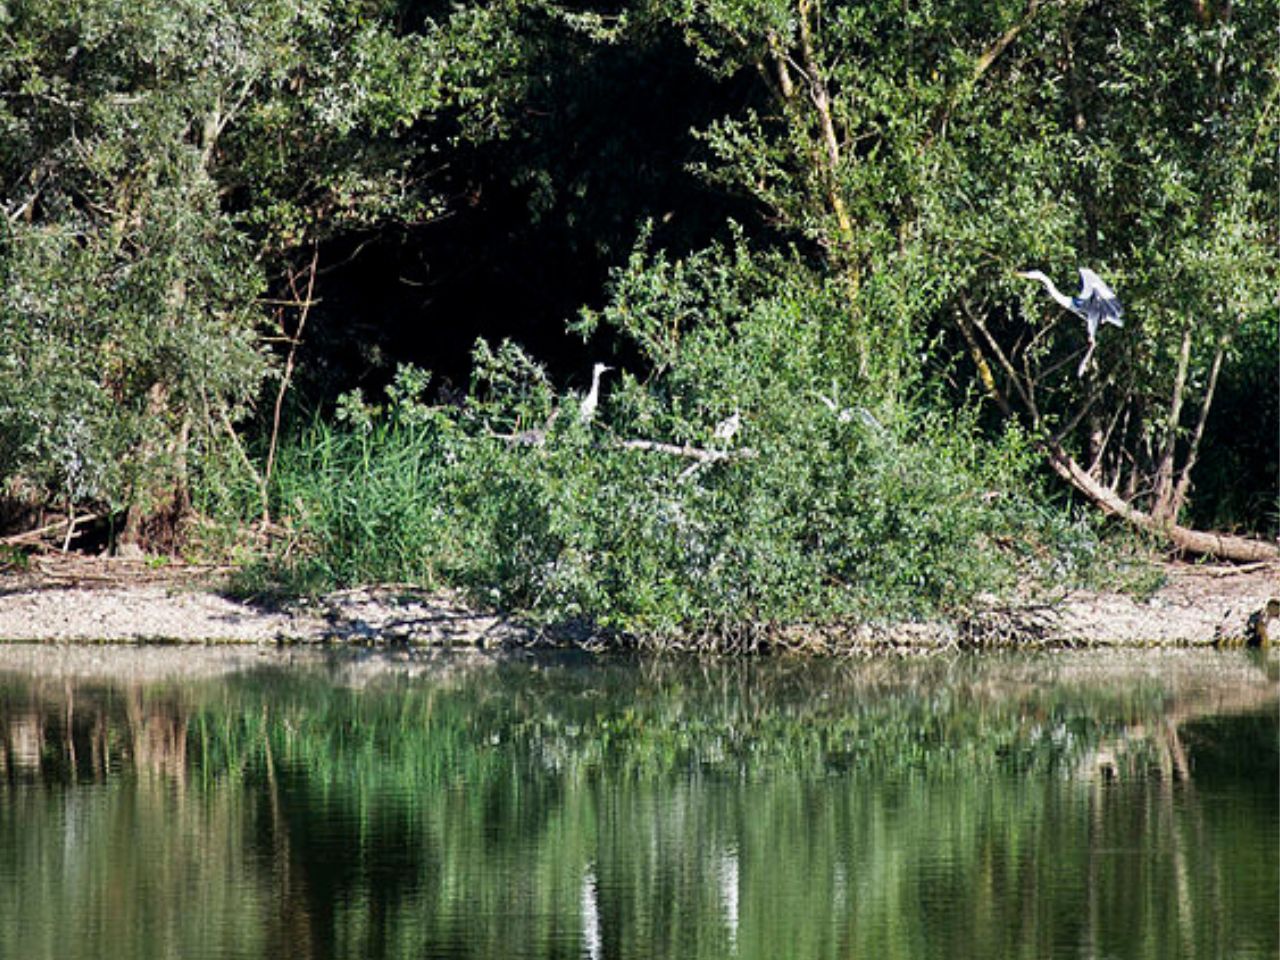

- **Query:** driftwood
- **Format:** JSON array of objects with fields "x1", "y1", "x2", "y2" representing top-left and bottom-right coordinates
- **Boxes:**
[
  {"x1": 1202, "y1": 561, "x2": 1275, "y2": 577},
  {"x1": 2, "y1": 513, "x2": 98, "y2": 549},
  {"x1": 1044, "y1": 441, "x2": 1278, "y2": 563},
  {"x1": 487, "y1": 423, "x2": 757, "y2": 463}
]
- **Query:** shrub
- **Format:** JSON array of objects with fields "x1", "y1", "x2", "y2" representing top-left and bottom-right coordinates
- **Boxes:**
[{"x1": 247, "y1": 241, "x2": 1097, "y2": 643}]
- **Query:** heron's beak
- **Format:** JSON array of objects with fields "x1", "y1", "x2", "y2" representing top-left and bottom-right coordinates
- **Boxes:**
[{"x1": 1013, "y1": 270, "x2": 1033, "y2": 279}]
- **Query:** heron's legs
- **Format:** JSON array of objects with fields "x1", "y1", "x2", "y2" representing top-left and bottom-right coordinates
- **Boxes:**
[{"x1": 1076, "y1": 337, "x2": 1097, "y2": 379}]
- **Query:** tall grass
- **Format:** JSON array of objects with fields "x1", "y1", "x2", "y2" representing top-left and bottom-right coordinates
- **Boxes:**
[{"x1": 256, "y1": 407, "x2": 460, "y2": 592}]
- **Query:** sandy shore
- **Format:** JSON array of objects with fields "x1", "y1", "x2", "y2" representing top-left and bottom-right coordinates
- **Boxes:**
[
  {"x1": 0, "y1": 556, "x2": 533, "y2": 646},
  {"x1": 0, "y1": 554, "x2": 1275, "y2": 649}
]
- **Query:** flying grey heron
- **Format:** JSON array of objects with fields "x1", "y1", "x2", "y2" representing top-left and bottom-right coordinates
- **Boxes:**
[
  {"x1": 578, "y1": 362, "x2": 612, "y2": 424},
  {"x1": 1016, "y1": 267, "x2": 1124, "y2": 377}
]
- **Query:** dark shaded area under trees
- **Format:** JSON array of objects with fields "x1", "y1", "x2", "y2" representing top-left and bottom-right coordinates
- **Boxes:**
[{"x1": 301, "y1": 25, "x2": 761, "y2": 400}]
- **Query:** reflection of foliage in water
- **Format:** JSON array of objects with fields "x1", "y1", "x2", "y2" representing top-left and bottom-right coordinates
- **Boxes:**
[
  {"x1": 0, "y1": 653, "x2": 1275, "y2": 960},
  {"x1": 206, "y1": 657, "x2": 1165, "y2": 782}
]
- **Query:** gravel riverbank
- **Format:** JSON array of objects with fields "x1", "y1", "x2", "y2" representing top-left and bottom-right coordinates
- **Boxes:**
[{"x1": 0, "y1": 555, "x2": 1274, "y2": 649}]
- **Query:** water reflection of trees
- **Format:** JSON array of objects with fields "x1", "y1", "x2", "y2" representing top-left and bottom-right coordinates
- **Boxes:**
[
  {"x1": 0, "y1": 684, "x2": 192, "y2": 784},
  {"x1": 0, "y1": 652, "x2": 1274, "y2": 960},
  {"x1": 4, "y1": 651, "x2": 1273, "y2": 785}
]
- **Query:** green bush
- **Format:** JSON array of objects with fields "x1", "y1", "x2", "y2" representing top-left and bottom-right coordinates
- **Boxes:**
[{"x1": 247, "y1": 242, "x2": 1097, "y2": 643}]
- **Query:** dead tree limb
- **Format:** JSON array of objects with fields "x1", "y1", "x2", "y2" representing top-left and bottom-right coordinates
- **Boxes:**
[
  {"x1": 1043, "y1": 441, "x2": 1278, "y2": 562},
  {"x1": 262, "y1": 243, "x2": 319, "y2": 524},
  {"x1": 2, "y1": 514, "x2": 100, "y2": 547},
  {"x1": 618, "y1": 439, "x2": 757, "y2": 463}
]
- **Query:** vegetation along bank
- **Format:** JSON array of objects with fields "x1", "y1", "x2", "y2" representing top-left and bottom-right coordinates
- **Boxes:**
[{"x1": 1, "y1": 2, "x2": 1276, "y2": 649}]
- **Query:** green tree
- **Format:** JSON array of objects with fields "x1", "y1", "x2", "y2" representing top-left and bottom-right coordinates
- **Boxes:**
[
  {"x1": 0, "y1": 0, "x2": 472, "y2": 546},
  {"x1": 643, "y1": 0, "x2": 1277, "y2": 557},
  {"x1": 939, "y1": 1, "x2": 1279, "y2": 558}
]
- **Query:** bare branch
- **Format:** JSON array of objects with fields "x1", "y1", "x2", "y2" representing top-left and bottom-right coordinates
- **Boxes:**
[
  {"x1": 1085, "y1": 398, "x2": 1127, "y2": 477},
  {"x1": 953, "y1": 307, "x2": 1014, "y2": 416},
  {"x1": 1050, "y1": 380, "x2": 1109, "y2": 446},
  {"x1": 764, "y1": 30, "x2": 797, "y2": 102},
  {"x1": 972, "y1": 0, "x2": 1042, "y2": 82},
  {"x1": 2, "y1": 514, "x2": 100, "y2": 547},
  {"x1": 962, "y1": 300, "x2": 1039, "y2": 421},
  {"x1": 795, "y1": 0, "x2": 855, "y2": 256},
  {"x1": 618, "y1": 439, "x2": 757, "y2": 463},
  {"x1": 216, "y1": 401, "x2": 265, "y2": 495},
  {"x1": 4, "y1": 189, "x2": 40, "y2": 224},
  {"x1": 262, "y1": 244, "x2": 320, "y2": 523},
  {"x1": 1170, "y1": 339, "x2": 1228, "y2": 517},
  {"x1": 1151, "y1": 328, "x2": 1193, "y2": 521}
]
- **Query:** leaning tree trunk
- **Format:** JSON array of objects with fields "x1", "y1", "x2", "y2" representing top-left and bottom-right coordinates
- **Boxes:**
[
  {"x1": 1046, "y1": 442, "x2": 1278, "y2": 563},
  {"x1": 954, "y1": 302, "x2": 1278, "y2": 564}
]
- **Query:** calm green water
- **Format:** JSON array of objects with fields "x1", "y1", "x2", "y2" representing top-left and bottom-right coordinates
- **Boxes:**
[{"x1": 0, "y1": 648, "x2": 1274, "y2": 960}]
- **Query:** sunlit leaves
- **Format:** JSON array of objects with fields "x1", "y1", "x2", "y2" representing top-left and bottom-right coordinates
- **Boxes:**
[{"x1": 0, "y1": 0, "x2": 496, "y2": 516}]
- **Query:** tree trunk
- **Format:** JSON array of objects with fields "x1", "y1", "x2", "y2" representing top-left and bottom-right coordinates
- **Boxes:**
[
  {"x1": 1151, "y1": 328, "x2": 1193, "y2": 522},
  {"x1": 1046, "y1": 442, "x2": 1278, "y2": 563},
  {"x1": 796, "y1": 0, "x2": 856, "y2": 259},
  {"x1": 957, "y1": 299, "x2": 1277, "y2": 563},
  {"x1": 117, "y1": 381, "x2": 173, "y2": 555},
  {"x1": 1169, "y1": 340, "x2": 1227, "y2": 520}
]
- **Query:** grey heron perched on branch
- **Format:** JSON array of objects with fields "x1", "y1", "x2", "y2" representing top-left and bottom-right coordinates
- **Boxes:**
[
  {"x1": 818, "y1": 393, "x2": 884, "y2": 432},
  {"x1": 713, "y1": 410, "x2": 741, "y2": 443},
  {"x1": 578, "y1": 362, "x2": 613, "y2": 424},
  {"x1": 1016, "y1": 267, "x2": 1124, "y2": 377}
]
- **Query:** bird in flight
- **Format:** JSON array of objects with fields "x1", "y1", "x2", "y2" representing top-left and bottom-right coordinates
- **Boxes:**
[{"x1": 1016, "y1": 267, "x2": 1124, "y2": 377}]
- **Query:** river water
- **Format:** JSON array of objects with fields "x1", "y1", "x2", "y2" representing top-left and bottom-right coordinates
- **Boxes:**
[{"x1": 0, "y1": 646, "x2": 1274, "y2": 960}]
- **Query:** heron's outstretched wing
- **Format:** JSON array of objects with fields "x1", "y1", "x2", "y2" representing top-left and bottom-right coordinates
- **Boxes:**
[{"x1": 1076, "y1": 268, "x2": 1124, "y2": 328}]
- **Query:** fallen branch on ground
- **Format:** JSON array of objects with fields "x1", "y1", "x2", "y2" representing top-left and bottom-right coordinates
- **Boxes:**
[{"x1": 2, "y1": 514, "x2": 99, "y2": 548}]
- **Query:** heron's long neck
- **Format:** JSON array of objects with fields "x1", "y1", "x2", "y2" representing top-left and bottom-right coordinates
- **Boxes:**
[
  {"x1": 1031, "y1": 272, "x2": 1074, "y2": 310},
  {"x1": 586, "y1": 368, "x2": 604, "y2": 404}
]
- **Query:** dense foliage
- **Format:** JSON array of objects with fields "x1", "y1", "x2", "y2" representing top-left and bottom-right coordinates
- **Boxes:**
[
  {"x1": 250, "y1": 240, "x2": 1095, "y2": 639},
  {"x1": 2, "y1": 0, "x2": 1276, "y2": 630},
  {"x1": 0, "y1": 0, "x2": 475, "y2": 538}
]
